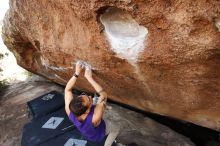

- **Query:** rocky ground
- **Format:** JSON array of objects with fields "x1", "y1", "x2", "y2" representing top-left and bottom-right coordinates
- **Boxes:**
[{"x1": 0, "y1": 75, "x2": 195, "y2": 146}]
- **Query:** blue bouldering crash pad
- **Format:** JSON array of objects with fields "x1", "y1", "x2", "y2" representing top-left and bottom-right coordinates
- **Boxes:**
[
  {"x1": 27, "y1": 91, "x2": 65, "y2": 120},
  {"x1": 22, "y1": 90, "x2": 116, "y2": 146}
]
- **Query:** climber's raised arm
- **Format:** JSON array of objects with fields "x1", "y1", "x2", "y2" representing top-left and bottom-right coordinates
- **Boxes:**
[
  {"x1": 84, "y1": 67, "x2": 107, "y2": 127},
  {"x1": 64, "y1": 62, "x2": 83, "y2": 115}
]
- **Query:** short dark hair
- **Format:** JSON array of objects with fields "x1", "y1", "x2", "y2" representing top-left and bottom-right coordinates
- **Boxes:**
[{"x1": 69, "y1": 95, "x2": 88, "y2": 117}]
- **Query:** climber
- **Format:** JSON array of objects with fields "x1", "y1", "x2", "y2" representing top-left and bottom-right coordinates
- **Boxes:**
[{"x1": 64, "y1": 61, "x2": 119, "y2": 146}]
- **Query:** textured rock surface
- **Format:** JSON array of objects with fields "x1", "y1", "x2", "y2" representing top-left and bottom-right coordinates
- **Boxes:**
[
  {"x1": 2, "y1": 0, "x2": 220, "y2": 130},
  {"x1": 105, "y1": 104, "x2": 195, "y2": 146}
]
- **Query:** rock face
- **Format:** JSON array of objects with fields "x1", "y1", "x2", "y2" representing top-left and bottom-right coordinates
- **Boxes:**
[{"x1": 2, "y1": 0, "x2": 220, "y2": 130}]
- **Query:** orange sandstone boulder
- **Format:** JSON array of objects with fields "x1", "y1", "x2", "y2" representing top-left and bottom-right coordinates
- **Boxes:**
[{"x1": 2, "y1": 0, "x2": 220, "y2": 130}]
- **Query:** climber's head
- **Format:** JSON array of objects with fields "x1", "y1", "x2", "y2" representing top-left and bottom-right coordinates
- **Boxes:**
[{"x1": 69, "y1": 93, "x2": 92, "y2": 117}]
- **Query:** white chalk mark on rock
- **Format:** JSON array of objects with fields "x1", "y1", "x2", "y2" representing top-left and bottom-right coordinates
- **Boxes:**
[
  {"x1": 40, "y1": 56, "x2": 71, "y2": 71},
  {"x1": 100, "y1": 7, "x2": 152, "y2": 96},
  {"x1": 100, "y1": 7, "x2": 148, "y2": 64},
  {"x1": 214, "y1": 18, "x2": 220, "y2": 32}
]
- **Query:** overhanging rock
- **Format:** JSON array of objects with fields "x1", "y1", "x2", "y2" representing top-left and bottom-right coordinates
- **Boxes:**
[{"x1": 2, "y1": 0, "x2": 220, "y2": 131}]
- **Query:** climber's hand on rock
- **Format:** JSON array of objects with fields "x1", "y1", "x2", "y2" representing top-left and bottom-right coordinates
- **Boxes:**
[
  {"x1": 84, "y1": 66, "x2": 92, "y2": 80},
  {"x1": 75, "y1": 61, "x2": 83, "y2": 75}
]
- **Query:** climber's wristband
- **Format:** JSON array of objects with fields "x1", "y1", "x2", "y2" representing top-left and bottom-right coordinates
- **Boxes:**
[{"x1": 73, "y1": 73, "x2": 79, "y2": 78}]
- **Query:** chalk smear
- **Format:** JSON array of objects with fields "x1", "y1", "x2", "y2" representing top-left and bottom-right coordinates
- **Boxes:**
[{"x1": 100, "y1": 7, "x2": 148, "y2": 63}]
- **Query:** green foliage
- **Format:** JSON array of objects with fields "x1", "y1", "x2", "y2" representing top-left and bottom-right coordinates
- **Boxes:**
[
  {"x1": 0, "y1": 79, "x2": 9, "y2": 91},
  {"x1": 24, "y1": 71, "x2": 33, "y2": 77},
  {"x1": 0, "y1": 53, "x2": 4, "y2": 59},
  {"x1": 0, "y1": 53, "x2": 8, "y2": 91}
]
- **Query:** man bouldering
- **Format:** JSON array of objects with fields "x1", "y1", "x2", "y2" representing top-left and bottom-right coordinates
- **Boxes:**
[{"x1": 64, "y1": 61, "x2": 120, "y2": 146}]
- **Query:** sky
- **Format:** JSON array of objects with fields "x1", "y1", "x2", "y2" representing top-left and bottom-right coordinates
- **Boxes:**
[
  {"x1": 0, "y1": 0, "x2": 28, "y2": 82},
  {"x1": 0, "y1": 0, "x2": 9, "y2": 21}
]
